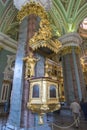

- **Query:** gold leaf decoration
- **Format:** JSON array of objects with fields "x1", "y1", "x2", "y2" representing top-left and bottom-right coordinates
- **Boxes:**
[{"x1": 17, "y1": 2, "x2": 48, "y2": 22}]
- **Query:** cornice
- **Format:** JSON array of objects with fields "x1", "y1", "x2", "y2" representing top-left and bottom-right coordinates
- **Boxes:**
[
  {"x1": 58, "y1": 33, "x2": 82, "y2": 56},
  {"x1": 0, "y1": 32, "x2": 17, "y2": 53},
  {"x1": 59, "y1": 32, "x2": 82, "y2": 46}
]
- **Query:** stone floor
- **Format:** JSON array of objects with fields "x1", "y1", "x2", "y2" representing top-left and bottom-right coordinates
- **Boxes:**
[
  {"x1": 0, "y1": 109, "x2": 87, "y2": 130},
  {"x1": 26, "y1": 111, "x2": 87, "y2": 130}
]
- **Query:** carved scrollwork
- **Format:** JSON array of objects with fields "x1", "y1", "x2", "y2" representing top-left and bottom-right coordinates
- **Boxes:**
[
  {"x1": 17, "y1": 2, "x2": 48, "y2": 22},
  {"x1": 59, "y1": 46, "x2": 81, "y2": 56}
]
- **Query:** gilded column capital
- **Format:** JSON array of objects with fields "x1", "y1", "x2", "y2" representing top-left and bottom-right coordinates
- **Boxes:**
[
  {"x1": 59, "y1": 46, "x2": 81, "y2": 56},
  {"x1": 59, "y1": 32, "x2": 82, "y2": 46},
  {"x1": 58, "y1": 32, "x2": 82, "y2": 56}
]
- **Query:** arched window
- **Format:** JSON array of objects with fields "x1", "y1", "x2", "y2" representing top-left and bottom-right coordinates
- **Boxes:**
[
  {"x1": 50, "y1": 85, "x2": 56, "y2": 98},
  {"x1": 32, "y1": 85, "x2": 39, "y2": 98}
]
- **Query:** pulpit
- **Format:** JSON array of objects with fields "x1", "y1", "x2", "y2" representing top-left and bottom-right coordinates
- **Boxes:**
[{"x1": 27, "y1": 77, "x2": 60, "y2": 124}]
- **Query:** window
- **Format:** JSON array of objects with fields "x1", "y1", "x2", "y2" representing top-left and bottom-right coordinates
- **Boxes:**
[
  {"x1": 32, "y1": 85, "x2": 39, "y2": 98},
  {"x1": 50, "y1": 85, "x2": 56, "y2": 98}
]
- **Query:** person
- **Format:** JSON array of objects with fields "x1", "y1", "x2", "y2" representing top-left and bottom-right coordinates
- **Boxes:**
[
  {"x1": 70, "y1": 99, "x2": 81, "y2": 128},
  {"x1": 80, "y1": 98, "x2": 87, "y2": 120}
]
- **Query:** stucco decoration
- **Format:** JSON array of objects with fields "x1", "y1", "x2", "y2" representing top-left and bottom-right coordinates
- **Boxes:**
[
  {"x1": 13, "y1": 0, "x2": 52, "y2": 10},
  {"x1": 80, "y1": 18, "x2": 87, "y2": 30},
  {"x1": 3, "y1": 55, "x2": 15, "y2": 81}
]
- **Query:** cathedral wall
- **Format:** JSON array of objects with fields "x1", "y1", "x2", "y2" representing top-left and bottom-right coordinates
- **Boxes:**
[{"x1": 0, "y1": 49, "x2": 14, "y2": 97}]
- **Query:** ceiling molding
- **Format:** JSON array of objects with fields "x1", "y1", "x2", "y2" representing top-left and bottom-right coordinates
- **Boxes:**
[{"x1": 0, "y1": 32, "x2": 17, "y2": 53}]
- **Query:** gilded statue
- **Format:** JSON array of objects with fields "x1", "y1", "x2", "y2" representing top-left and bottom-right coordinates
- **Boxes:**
[{"x1": 23, "y1": 52, "x2": 40, "y2": 79}]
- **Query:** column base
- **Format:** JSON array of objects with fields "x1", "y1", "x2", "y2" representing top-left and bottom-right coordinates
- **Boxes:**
[{"x1": 4, "y1": 123, "x2": 19, "y2": 130}]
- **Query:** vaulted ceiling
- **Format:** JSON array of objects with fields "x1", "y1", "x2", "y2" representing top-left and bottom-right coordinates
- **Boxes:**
[
  {"x1": 48, "y1": 0, "x2": 87, "y2": 36},
  {"x1": 0, "y1": 0, "x2": 87, "y2": 43},
  {"x1": 0, "y1": 0, "x2": 18, "y2": 40}
]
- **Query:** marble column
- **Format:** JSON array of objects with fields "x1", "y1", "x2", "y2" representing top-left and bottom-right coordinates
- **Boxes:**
[
  {"x1": 20, "y1": 15, "x2": 40, "y2": 128},
  {"x1": 5, "y1": 17, "x2": 28, "y2": 129},
  {"x1": 59, "y1": 32, "x2": 86, "y2": 103}
]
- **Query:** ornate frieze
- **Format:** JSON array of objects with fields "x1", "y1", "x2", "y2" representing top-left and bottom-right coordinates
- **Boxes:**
[
  {"x1": 59, "y1": 46, "x2": 81, "y2": 56},
  {"x1": 59, "y1": 32, "x2": 82, "y2": 46},
  {"x1": 59, "y1": 32, "x2": 82, "y2": 56}
]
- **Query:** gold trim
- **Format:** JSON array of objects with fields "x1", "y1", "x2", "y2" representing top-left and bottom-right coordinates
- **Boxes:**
[
  {"x1": 59, "y1": 46, "x2": 81, "y2": 56},
  {"x1": 80, "y1": 56, "x2": 87, "y2": 72},
  {"x1": 29, "y1": 18, "x2": 62, "y2": 53},
  {"x1": 27, "y1": 77, "x2": 60, "y2": 114},
  {"x1": 17, "y1": 2, "x2": 62, "y2": 53},
  {"x1": 29, "y1": 40, "x2": 62, "y2": 54},
  {"x1": 3, "y1": 80, "x2": 11, "y2": 84},
  {"x1": 17, "y1": 2, "x2": 48, "y2": 22}
]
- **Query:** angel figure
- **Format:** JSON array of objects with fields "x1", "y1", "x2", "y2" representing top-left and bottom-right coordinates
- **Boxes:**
[{"x1": 23, "y1": 52, "x2": 40, "y2": 79}]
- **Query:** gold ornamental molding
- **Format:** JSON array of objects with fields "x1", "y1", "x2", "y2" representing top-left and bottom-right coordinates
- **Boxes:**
[
  {"x1": 17, "y1": 2, "x2": 48, "y2": 22},
  {"x1": 17, "y1": 1, "x2": 62, "y2": 54},
  {"x1": 59, "y1": 46, "x2": 81, "y2": 56},
  {"x1": 27, "y1": 77, "x2": 61, "y2": 124},
  {"x1": 2, "y1": 80, "x2": 11, "y2": 84},
  {"x1": 80, "y1": 56, "x2": 87, "y2": 72},
  {"x1": 29, "y1": 18, "x2": 62, "y2": 54},
  {"x1": 58, "y1": 32, "x2": 82, "y2": 56},
  {"x1": 29, "y1": 39, "x2": 62, "y2": 54}
]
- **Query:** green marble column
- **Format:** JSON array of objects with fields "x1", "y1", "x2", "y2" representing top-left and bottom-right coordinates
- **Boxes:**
[{"x1": 59, "y1": 33, "x2": 86, "y2": 103}]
